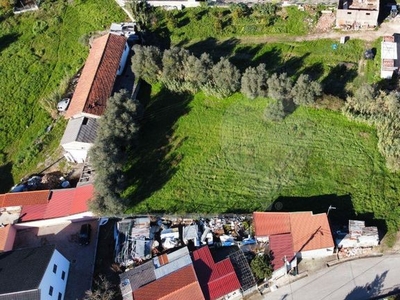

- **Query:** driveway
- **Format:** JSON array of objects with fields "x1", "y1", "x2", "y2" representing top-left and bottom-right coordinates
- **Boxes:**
[
  {"x1": 13, "y1": 219, "x2": 99, "y2": 300},
  {"x1": 265, "y1": 254, "x2": 400, "y2": 300}
]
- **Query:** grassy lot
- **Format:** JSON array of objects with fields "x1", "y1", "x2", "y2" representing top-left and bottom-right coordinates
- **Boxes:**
[
  {"x1": 125, "y1": 85, "x2": 400, "y2": 237},
  {"x1": 154, "y1": 6, "x2": 317, "y2": 44},
  {"x1": 0, "y1": 0, "x2": 126, "y2": 190}
]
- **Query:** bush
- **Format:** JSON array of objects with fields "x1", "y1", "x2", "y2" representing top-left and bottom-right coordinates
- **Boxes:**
[{"x1": 241, "y1": 63, "x2": 268, "y2": 99}]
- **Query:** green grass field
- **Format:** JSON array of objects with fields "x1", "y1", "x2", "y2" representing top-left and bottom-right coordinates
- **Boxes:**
[
  {"x1": 0, "y1": 0, "x2": 126, "y2": 190},
  {"x1": 126, "y1": 84, "x2": 400, "y2": 236}
]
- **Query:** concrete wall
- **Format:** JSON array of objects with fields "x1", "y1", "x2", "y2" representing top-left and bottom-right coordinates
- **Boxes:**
[
  {"x1": 14, "y1": 212, "x2": 96, "y2": 228},
  {"x1": 39, "y1": 249, "x2": 70, "y2": 300},
  {"x1": 117, "y1": 43, "x2": 130, "y2": 76},
  {"x1": 147, "y1": 0, "x2": 200, "y2": 9},
  {"x1": 336, "y1": 9, "x2": 379, "y2": 28},
  {"x1": 297, "y1": 247, "x2": 334, "y2": 259},
  {"x1": 62, "y1": 141, "x2": 93, "y2": 163}
]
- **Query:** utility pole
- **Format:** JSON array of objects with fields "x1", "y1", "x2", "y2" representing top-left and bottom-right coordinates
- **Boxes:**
[{"x1": 327, "y1": 205, "x2": 336, "y2": 216}]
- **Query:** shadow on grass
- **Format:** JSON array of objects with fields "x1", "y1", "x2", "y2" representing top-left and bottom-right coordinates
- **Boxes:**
[
  {"x1": 187, "y1": 37, "x2": 240, "y2": 62},
  {"x1": 146, "y1": 27, "x2": 171, "y2": 50},
  {"x1": 322, "y1": 63, "x2": 358, "y2": 98},
  {"x1": 0, "y1": 161, "x2": 14, "y2": 193},
  {"x1": 124, "y1": 83, "x2": 192, "y2": 211},
  {"x1": 0, "y1": 33, "x2": 19, "y2": 54},
  {"x1": 269, "y1": 194, "x2": 387, "y2": 240},
  {"x1": 302, "y1": 62, "x2": 324, "y2": 81}
]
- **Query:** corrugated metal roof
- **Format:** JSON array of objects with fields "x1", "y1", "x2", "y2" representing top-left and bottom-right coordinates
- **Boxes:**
[
  {"x1": 154, "y1": 254, "x2": 192, "y2": 279},
  {"x1": 119, "y1": 260, "x2": 156, "y2": 293},
  {"x1": 60, "y1": 117, "x2": 99, "y2": 145},
  {"x1": 269, "y1": 233, "x2": 294, "y2": 270},
  {"x1": 192, "y1": 246, "x2": 241, "y2": 300},
  {"x1": 19, "y1": 184, "x2": 94, "y2": 222}
]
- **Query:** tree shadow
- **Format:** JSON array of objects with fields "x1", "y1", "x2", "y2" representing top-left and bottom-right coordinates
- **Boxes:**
[
  {"x1": 269, "y1": 194, "x2": 387, "y2": 239},
  {"x1": 344, "y1": 271, "x2": 389, "y2": 300},
  {"x1": 278, "y1": 53, "x2": 311, "y2": 78},
  {"x1": 0, "y1": 33, "x2": 20, "y2": 54},
  {"x1": 321, "y1": 63, "x2": 358, "y2": 99},
  {"x1": 187, "y1": 37, "x2": 240, "y2": 62},
  {"x1": 146, "y1": 27, "x2": 171, "y2": 50},
  {"x1": 0, "y1": 162, "x2": 14, "y2": 193},
  {"x1": 249, "y1": 46, "x2": 283, "y2": 73},
  {"x1": 124, "y1": 83, "x2": 192, "y2": 211},
  {"x1": 302, "y1": 62, "x2": 324, "y2": 81}
]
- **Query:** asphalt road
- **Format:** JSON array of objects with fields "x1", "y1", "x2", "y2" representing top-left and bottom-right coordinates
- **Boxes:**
[{"x1": 266, "y1": 254, "x2": 400, "y2": 300}]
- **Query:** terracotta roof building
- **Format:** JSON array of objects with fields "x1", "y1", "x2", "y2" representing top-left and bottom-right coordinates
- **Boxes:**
[
  {"x1": 192, "y1": 246, "x2": 241, "y2": 300},
  {"x1": 133, "y1": 265, "x2": 204, "y2": 300},
  {"x1": 0, "y1": 190, "x2": 50, "y2": 207},
  {"x1": 253, "y1": 211, "x2": 334, "y2": 260},
  {"x1": 20, "y1": 184, "x2": 94, "y2": 222},
  {"x1": 65, "y1": 34, "x2": 129, "y2": 119},
  {"x1": 0, "y1": 224, "x2": 16, "y2": 252}
]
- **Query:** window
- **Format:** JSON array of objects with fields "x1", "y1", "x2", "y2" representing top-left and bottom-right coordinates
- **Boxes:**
[
  {"x1": 61, "y1": 271, "x2": 66, "y2": 280},
  {"x1": 53, "y1": 264, "x2": 57, "y2": 274},
  {"x1": 347, "y1": 12, "x2": 352, "y2": 14},
  {"x1": 366, "y1": 12, "x2": 370, "y2": 15},
  {"x1": 49, "y1": 286, "x2": 53, "y2": 296},
  {"x1": 58, "y1": 292, "x2": 62, "y2": 300}
]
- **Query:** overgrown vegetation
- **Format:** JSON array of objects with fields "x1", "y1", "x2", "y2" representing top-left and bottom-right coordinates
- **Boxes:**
[
  {"x1": 344, "y1": 85, "x2": 400, "y2": 171},
  {"x1": 89, "y1": 90, "x2": 142, "y2": 215},
  {"x1": 250, "y1": 253, "x2": 273, "y2": 282},
  {"x1": 0, "y1": 0, "x2": 125, "y2": 189},
  {"x1": 151, "y1": 5, "x2": 317, "y2": 43}
]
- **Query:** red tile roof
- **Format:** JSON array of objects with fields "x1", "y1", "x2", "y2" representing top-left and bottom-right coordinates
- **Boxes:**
[
  {"x1": 20, "y1": 184, "x2": 94, "y2": 222},
  {"x1": 290, "y1": 212, "x2": 334, "y2": 252},
  {"x1": 253, "y1": 212, "x2": 334, "y2": 253},
  {"x1": 65, "y1": 34, "x2": 127, "y2": 119},
  {"x1": 269, "y1": 233, "x2": 294, "y2": 270},
  {"x1": 0, "y1": 190, "x2": 50, "y2": 207},
  {"x1": 253, "y1": 212, "x2": 291, "y2": 236},
  {"x1": 133, "y1": 265, "x2": 204, "y2": 300},
  {"x1": 192, "y1": 246, "x2": 241, "y2": 300}
]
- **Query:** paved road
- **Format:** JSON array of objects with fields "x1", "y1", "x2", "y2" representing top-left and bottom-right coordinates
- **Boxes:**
[{"x1": 266, "y1": 254, "x2": 400, "y2": 300}]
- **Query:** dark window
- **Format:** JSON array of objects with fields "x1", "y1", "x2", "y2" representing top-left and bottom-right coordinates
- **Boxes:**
[
  {"x1": 53, "y1": 264, "x2": 57, "y2": 273},
  {"x1": 366, "y1": 12, "x2": 370, "y2": 15},
  {"x1": 82, "y1": 117, "x2": 88, "y2": 125},
  {"x1": 347, "y1": 12, "x2": 352, "y2": 14},
  {"x1": 49, "y1": 286, "x2": 53, "y2": 296},
  {"x1": 58, "y1": 292, "x2": 62, "y2": 300},
  {"x1": 61, "y1": 271, "x2": 66, "y2": 280}
]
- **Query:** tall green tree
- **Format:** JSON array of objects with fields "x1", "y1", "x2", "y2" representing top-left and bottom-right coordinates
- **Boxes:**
[
  {"x1": 241, "y1": 63, "x2": 268, "y2": 99},
  {"x1": 267, "y1": 73, "x2": 292, "y2": 102},
  {"x1": 89, "y1": 90, "x2": 142, "y2": 215},
  {"x1": 161, "y1": 47, "x2": 190, "y2": 92},
  {"x1": 131, "y1": 45, "x2": 162, "y2": 84},
  {"x1": 130, "y1": 0, "x2": 153, "y2": 29},
  {"x1": 202, "y1": 57, "x2": 241, "y2": 99},
  {"x1": 291, "y1": 74, "x2": 322, "y2": 106}
]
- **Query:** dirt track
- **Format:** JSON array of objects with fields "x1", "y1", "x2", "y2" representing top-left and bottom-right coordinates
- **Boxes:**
[{"x1": 235, "y1": 18, "x2": 400, "y2": 44}]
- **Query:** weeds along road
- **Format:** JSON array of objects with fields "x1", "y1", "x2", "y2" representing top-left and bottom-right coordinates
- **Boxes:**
[{"x1": 236, "y1": 18, "x2": 400, "y2": 44}]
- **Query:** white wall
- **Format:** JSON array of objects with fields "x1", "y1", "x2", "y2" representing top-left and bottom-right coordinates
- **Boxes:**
[
  {"x1": 39, "y1": 249, "x2": 70, "y2": 300},
  {"x1": 297, "y1": 247, "x2": 334, "y2": 259},
  {"x1": 117, "y1": 43, "x2": 130, "y2": 76},
  {"x1": 62, "y1": 141, "x2": 93, "y2": 163},
  {"x1": 14, "y1": 212, "x2": 96, "y2": 229}
]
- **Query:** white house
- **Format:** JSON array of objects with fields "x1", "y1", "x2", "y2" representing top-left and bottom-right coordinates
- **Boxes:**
[
  {"x1": 60, "y1": 116, "x2": 99, "y2": 163},
  {"x1": 381, "y1": 35, "x2": 400, "y2": 79},
  {"x1": 0, "y1": 245, "x2": 70, "y2": 300}
]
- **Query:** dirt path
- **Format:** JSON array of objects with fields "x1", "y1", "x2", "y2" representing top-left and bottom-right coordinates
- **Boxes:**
[{"x1": 235, "y1": 18, "x2": 400, "y2": 44}]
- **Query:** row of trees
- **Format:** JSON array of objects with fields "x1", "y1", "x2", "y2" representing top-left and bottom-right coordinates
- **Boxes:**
[
  {"x1": 343, "y1": 85, "x2": 400, "y2": 171},
  {"x1": 132, "y1": 45, "x2": 322, "y2": 111},
  {"x1": 89, "y1": 90, "x2": 142, "y2": 215}
]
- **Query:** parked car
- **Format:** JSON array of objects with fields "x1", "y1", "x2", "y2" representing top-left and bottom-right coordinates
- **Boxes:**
[
  {"x1": 79, "y1": 224, "x2": 91, "y2": 245},
  {"x1": 57, "y1": 98, "x2": 70, "y2": 112}
]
